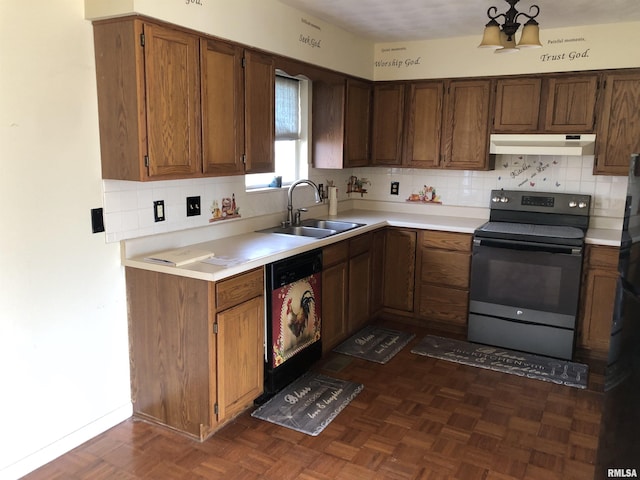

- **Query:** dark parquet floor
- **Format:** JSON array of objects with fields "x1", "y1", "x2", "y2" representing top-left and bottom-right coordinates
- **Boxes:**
[{"x1": 23, "y1": 321, "x2": 604, "y2": 480}]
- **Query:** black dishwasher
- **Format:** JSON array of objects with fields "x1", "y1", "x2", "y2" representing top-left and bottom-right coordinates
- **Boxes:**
[{"x1": 259, "y1": 249, "x2": 323, "y2": 402}]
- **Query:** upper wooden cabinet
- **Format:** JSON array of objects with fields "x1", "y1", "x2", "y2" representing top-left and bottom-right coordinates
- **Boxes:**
[
  {"x1": 345, "y1": 79, "x2": 373, "y2": 167},
  {"x1": 243, "y1": 50, "x2": 275, "y2": 174},
  {"x1": 371, "y1": 79, "x2": 492, "y2": 170},
  {"x1": 403, "y1": 81, "x2": 444, "y2": 169},
  {"x1": 595, "y1": 71, "x2": 640, "y2": 175},
  {"x1": 200, "y1": 39, "x2": 245, "y2": 176},
  {"x1": 542, "y1": 75, "x2": 599, "y2": 132},
  {"x1": 441, "y1": 79, "x2": 495, "y2": 170},
  {"x1": 94, "y1": 19, "x2": 202, "y2": 180},
  {"x1": 493, "y1": 78, "x2": 542, "y2": 132},
  {"x1": 312, "y1": 77, "x2": 372, "y2": 169},
  {"x1": 493, "y1": 74, "x2": 599, "y2": 133},
  {"x1": 93, "y1": 17, "x2": 275, "y2": 180},
  {"x1": 371, "y1": 83, "x2": 405, "y2": 166}
]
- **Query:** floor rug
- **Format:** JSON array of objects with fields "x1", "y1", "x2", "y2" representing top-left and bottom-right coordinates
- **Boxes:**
[
  {"x1": 411, "y1": 335, "x2": 588, "y2": 389},
  {"x1": 251, "y1": 372, "x2": 363, "y2": 436},
  {"x1": 333, "y1": 325, "x2": 416, "y2": 364}
]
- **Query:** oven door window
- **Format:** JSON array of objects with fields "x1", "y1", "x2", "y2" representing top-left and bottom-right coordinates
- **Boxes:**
[
  {"x1": 470, "y1": 243, "x2": 582, "y2": 316},
  {"x1": 270, "y1": 272, "x2": 322, "y2": 368}
]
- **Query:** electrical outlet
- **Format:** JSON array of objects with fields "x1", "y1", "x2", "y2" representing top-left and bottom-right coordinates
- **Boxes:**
[
  {"x1": 186, "y1": 196, "x2": 201, "y2": 217},
  {"x1": 390, "y1": 181, "x2": 400, "y2": 195},
  {"x1": 154, "y1": 200, "x2": 165, "y2": 222}
]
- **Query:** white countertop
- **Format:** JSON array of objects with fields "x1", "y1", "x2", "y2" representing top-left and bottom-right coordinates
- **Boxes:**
[{"x1": 123, "y1": 208, "x2": 624, "y2": 282}]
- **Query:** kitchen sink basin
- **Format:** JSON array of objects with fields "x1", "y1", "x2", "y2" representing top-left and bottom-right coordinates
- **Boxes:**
[
  {"x1": 257, "y1": 225, "x2": 338, "y2": 238},
  {"x1": 256, "y1": 219, "x2": 364, "y2": 238},
  {"x1": 299, "y1": 219, "x2": 364, "y2": 232}
]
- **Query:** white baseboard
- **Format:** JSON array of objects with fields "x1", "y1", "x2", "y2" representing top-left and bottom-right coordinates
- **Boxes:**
[{"x1": 0, "y1": 403, "x2": 132, "y2": 480}]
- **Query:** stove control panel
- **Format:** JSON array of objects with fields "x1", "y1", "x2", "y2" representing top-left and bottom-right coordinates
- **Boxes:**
[{"x1": 489, "y1": 189, "x2": 591, "y2": 216}]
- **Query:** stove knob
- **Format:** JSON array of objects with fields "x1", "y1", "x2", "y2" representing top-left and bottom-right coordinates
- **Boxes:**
[
  {"x1": 500, "y1": 196, "x2": 509, "y2": 203},
  {"x1": 569, "y1": 201, "x2": 577, "y2": 208},
  {"x1": 578, "y1": 201, "x2": 587, "y2": 209},
  {"x1": 491, "y1": 196, "x2": 501, "y2": 203}
]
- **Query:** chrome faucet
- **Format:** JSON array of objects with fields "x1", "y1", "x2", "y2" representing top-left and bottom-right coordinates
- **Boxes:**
[{"x1": 285, "y1": 179, "x2": 322, "y2": 226}]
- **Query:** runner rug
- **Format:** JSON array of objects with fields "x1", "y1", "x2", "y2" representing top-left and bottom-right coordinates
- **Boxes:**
[
  {"x1": 411, "y1": 335, "x2": 588, "y2": 389},
  {"x1": 333, "y1": 325, "x2": 416, "y2": 364},
  {"x1": 251, "y1": 372, "x2": 363, "y2": 436}
]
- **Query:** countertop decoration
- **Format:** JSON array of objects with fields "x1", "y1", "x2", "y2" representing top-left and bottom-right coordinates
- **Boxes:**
[
  {"x1": 407, "y1": 185, "x2": 442, "y2": 204},
  {"x1": 209, "y1": 193, "x2": 241, "y2": 222}
]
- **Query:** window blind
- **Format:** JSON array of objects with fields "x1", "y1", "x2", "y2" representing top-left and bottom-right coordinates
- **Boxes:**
[{"x1": 275, "y1": 75, "x2": 300, "y2": 140}]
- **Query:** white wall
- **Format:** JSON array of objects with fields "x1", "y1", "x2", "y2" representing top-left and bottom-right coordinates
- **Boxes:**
[{"x1": 0, "y1": 1, "x2": 131, "y2": 478}]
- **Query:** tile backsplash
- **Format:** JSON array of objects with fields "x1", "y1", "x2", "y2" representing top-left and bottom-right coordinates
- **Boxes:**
[{"x1": 103, "y1": 154, "x2": 627, "y2": 242}]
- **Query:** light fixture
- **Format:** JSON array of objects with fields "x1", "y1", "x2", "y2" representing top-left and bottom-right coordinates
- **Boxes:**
[{"x1": 479, "y1": 0, "x2": 542, "y2": 53}]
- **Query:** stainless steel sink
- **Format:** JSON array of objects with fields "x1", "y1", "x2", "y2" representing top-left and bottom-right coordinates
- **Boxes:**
[
  {"x1": 257, "y1": 225, "x2": 338, "y2": 238},
  {"x1": 299, "y1": 219, "x2": 364, "y2": 232},
  {"x1": 256, "y1": 219, "x2": 364, "y2": 238}
]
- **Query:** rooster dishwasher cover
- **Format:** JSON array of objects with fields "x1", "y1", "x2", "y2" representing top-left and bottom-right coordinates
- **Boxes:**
[{"x1": 270, "y1": 273, "x2": 322, "y2": 368}]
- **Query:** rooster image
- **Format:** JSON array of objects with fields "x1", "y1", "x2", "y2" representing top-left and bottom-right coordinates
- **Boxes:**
[{"x1": 286, "y1": 290, "x2": 315, "y2": 338}]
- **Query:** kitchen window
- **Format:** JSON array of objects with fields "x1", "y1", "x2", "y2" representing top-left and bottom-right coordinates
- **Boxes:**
[{"x1": 245, "y1": 73, "x2": 310, "y2": 189}]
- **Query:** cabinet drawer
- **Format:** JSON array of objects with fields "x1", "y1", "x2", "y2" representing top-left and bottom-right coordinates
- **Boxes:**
[
  {"x1": 349, "y1": 232, "x2": 373, "y2": 257},
  {"x1": 215, "y1": 268, "x2": 264, "y2": 311},
  {"x1": 586, "y1": 245, "x2": 619, "y2": 269},
  {"x1": 323, "y1": 241, "x2": 349, "y2": 267},
  {"x1": 421, "y1": 250, "x2": 470, "y2": 289},
  {"x1": 418, "y1": 284, "x2": 469, "y2": 326},
  {"x1": 421, "y1": 230, "x2": 472, "y2": 251}
]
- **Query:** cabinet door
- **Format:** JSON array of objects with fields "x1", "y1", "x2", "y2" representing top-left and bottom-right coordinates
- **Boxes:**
[
  {"x1": 418, "y1": 284, "x2": 469, "y2": 326},
  {"x1": 201, "y1": 39, "x2": 245, "y2": 176},
  {"x1": 595, "y1": 71, "x2": 640, "y2": 175},
  {"x1": 421, "y1": 249, "x2": 470, "y2": 289},
  {"x1": 542, "y1": 75, "x2": 599, "y2": 132},
  {"x1": 216, "y1": 296, "x2": 264, "y2": 422},
  {"x1": 322, "y1": 261, "x2": 348, "y2": 352},
  {"x1": 578, "y1": 268, "x2": 617, "y2": 354},
  {"x1": 143, "y1": 22, "x2": 202, "y2": 178},
  {"x1": 578, "y1": 246, "x2": 619, "y2": 355},
  {"x1": 312, "y1": 76, "x2": 346, "y2": 169},
  {"x1": 244, "y1": 49, "x2": 275, "y2": 173},
  {"x1": 344, "y1": 79, "x2": 372, "y2": 168},
  {"x1": 493, "y1": 78, "x2": 542, "y2": 132},
  {"x1": 371, "y1": 83, "x2": 404, "y2": 166},
  {"x1": 403, "y1": 81, "x2": 444, "y2": 168},
  {"x1": 383, "y1": 228, "x2": 417, "y2": 312},
  {"x1": 441, "y1": 79, "x2": 494, "y2": 170},
  {"x1": 349, "y1": 252, "x2": 371, "y2": 331}
]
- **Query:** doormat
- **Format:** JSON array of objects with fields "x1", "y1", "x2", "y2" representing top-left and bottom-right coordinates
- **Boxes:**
[
  {"x1": 411, "y1": 335, "x2": 588, "y2": 389},
  {"x1": 333, "y1": 325, "x2": 416, "y2": 364},
  {"x1": 251, "y1": 372, "x2": 363, "y2": 436}
]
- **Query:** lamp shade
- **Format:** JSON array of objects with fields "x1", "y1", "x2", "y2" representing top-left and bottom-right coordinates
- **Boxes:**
[
  {"x1": 518, "y1": 20, "x2": 542, "y2": 48},
  {"x1": 495, "y1": 31, "x2": 518, "y2": 54},
  {"x1": 478, "y1": 22, "x2": 502, "y2": 49}
]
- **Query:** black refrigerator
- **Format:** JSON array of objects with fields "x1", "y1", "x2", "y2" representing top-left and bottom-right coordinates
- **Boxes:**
[{"x1": 595, "y1": 155, "x2": 640, "y2": 477}]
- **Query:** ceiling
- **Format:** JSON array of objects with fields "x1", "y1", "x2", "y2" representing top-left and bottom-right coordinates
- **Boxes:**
[{"x1": 278, "y1": 0, "x2": 640, "y2": 42}]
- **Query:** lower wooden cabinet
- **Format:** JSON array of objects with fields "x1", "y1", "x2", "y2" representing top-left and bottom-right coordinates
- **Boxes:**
[
  {"x1": 348, "y1": 233, "x2": 373, "y2": 331},
  {"x1": 321, "y1": 232, "x2": 375, "y2": 350},
  {"x1": 321, "y1": 241, "x2": 349, "y2": 353},
  {"x1": 417, "y1": 230, "x2": 472, "y2": 329},
  {"x1": 382, "y1": 228, "x2": 417, "y2": 312},
  {"x1": 126, "y1": 267, "x2": 264, "y2": 440},
  {"x1": 578, "y1": 245, "x2": 619, "y2": 358}
]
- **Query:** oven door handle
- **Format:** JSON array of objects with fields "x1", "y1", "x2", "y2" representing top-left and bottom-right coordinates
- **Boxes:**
[{"x1": 473, "y1": 237, "x2": 583, "y2": 255}]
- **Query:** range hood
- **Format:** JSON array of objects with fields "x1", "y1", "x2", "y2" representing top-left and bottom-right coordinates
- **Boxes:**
[{"x1": 489, "y1": 134, "x2": 596, "y2": 156}]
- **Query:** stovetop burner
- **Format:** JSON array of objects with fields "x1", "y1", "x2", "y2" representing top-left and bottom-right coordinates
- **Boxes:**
[
  {"x1": 477, "y1": 221, "x2": 585, "y2": 239},
  {"x1": 476, "y1": 190, "x2": 592, "y2": 247}
]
